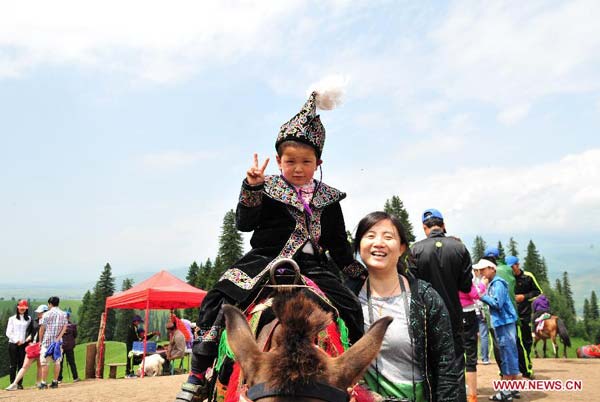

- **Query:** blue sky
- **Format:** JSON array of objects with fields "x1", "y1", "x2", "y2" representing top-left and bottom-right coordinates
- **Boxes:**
[{"x1": 1, "y1": 0, "x2": 599, "y2": 290}]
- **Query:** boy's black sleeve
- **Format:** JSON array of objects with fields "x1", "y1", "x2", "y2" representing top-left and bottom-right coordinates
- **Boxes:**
[
  {"x1": 236, "y1": 179, "x2": 264, "y2": 232},
  {"x1": 320, "y1": 202, "x2": 365, "y2": 279}
]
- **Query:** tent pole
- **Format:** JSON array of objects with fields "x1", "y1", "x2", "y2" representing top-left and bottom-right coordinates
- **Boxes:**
[{"x1": 141, "y1": 292, "x2": 150, "y2": 378}]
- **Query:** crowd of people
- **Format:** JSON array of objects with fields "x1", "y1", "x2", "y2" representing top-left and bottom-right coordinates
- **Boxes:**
[{"x1": 5, "y1": 297, "x2": 75, "y2": 391}]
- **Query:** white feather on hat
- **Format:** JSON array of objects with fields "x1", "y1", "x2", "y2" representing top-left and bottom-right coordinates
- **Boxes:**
[{"x1": 308, "y1": 74, "x2": 348, "y2": 110}]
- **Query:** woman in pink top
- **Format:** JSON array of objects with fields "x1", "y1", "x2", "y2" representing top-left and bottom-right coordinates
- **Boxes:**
[{"x1": 459, "y1": 272, "x2": 487, "y2": 402}]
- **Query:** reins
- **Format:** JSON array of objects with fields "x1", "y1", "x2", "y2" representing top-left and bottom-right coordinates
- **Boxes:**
[{"x1": 245, "y1": 381, "x2": 349, "y2": 402}]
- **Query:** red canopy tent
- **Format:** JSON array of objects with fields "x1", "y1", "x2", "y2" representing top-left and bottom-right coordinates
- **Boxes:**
[{"x1": 97, "y1": 270, "x2": 207, "y2": 378}]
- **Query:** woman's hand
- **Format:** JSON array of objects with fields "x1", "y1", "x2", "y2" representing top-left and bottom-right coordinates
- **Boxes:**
[{"x1": 246, "y1": 153, "x2": 270, "y2": 186}]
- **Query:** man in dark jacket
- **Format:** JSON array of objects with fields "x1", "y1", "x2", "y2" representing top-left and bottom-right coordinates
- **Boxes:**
[
  {"x1": 508, "y1": 255, "x2": 542, "y2": 378},
  {"x1": 125, "y1": 315, "x2": 144, "y2": 378},
  {"x1": 410, "y1": 208, "x2": 472, "y2": 402},
  {"x1": 58, "y1": 312, "x2": 79, "y2": 382}
]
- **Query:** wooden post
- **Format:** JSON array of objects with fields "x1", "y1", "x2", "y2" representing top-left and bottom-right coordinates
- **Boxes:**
[
  {"x1": 95, "y1": 312, "x2": 106, "y2": 379},
  {"x1": 85, "y1": 343, "x2": 97, "y2": 379}
]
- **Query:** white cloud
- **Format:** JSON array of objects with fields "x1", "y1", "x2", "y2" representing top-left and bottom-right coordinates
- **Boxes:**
[
  {"x1": 333, "y1": 148, "x2": 600, "y2": 237},
  {"x1": 431, "y1": 0, "x2": 600, "y2": 123},
  {"x1": 0, "y1": 0, "x2": 305, "y2": 82}
]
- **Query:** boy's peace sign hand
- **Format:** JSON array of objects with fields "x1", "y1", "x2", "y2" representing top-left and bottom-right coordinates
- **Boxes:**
[{"x1": 246, "y1": 153, "x2": 270, "y2": 186}]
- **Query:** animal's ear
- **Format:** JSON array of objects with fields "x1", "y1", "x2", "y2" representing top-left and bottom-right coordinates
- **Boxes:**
[
  {"x1": 223, "y1": 304, "x2": 263, "y2": 383},
  {"x1": 329, "y1": 316, "x2": 392, "y2": 388}
]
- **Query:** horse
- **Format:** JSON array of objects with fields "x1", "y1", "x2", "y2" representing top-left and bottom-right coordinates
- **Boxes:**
[
  {"x1": 223, "y1": 288, "x2": 392, "y2": 402},
  {"x1": 533, "y1": 315, "x2": 571, "y2": 358}
]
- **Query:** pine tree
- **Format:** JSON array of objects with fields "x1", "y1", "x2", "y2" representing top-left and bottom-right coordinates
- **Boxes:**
[
  {"x1": 207, "y1": 210, "x2": 244, "y2": 289},
  {"x1": 114, "y1": 278, "x2": 135, "y2": 342},
  {"x1": 590, "y1": 291, "x2": 599, "y2": 320},
  {"x1": 555, "y1": 278, "x2": 563, "y2": 295},
  {"x1": 471, "y1": 236, "x2": 487, "y2": 263},
  {"x1": 0, "y1": 308, "x2": 11, "y2": 377},
  {"x1": 208, "y1": 256, "x2": 224, "y2": 290},
  {"x1": 508, "y1": 237, "x2": 519, "y2": 257},
  {"x1": 82, "y1": 263, "x2": 116, "y2": 342},
  {"x1": 196, "y1": 259, "x2": 212, "y2": 291},
  {"x1": 523, "y1": 240, "x2": 547, "y2": 283},
  {"x1": 186, "y1": 261, "x2": 200, "y2": 285},
  {"x1": 562, "y1": 271, "x2": 576, "y2": 317},
  {"x1": 184, "y1": 262, "x2": 201, "y2": 320},
  {"x1": 217, "y1": 210, "x2": 244, "y2": 269},
  {"x1": 497, "y1": 241, "x2": 506, "y2": 263},
  {"x1": 539, "y1": 257, "x2": 549, "y2": 287},
  {"x1": 383, "y1": 196, "x2": 416, "y2": 243},
  {"x1": 583, "y1": 298, "x2": 591, "y2": 338},
  {"x1": 77, "y1": 290, "x2": 94, "y2": 342}
]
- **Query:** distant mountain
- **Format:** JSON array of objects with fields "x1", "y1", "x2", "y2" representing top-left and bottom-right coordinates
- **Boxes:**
[{"x1": 0, "y1": 267, "x2": 191, "y2": 300}]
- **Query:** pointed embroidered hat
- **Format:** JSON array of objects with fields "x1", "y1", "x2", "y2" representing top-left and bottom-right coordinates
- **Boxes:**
[{"x1": 275, "y1": 77, "x2": 345, "y2": 158}]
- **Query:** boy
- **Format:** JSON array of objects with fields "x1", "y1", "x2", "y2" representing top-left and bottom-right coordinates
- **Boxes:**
[
  {"x1": 176, "y1": 86, "x2": 364, "y2": 402},
  {"x1": 474, "y1": 259, "x2": 520, "y2": 401}
]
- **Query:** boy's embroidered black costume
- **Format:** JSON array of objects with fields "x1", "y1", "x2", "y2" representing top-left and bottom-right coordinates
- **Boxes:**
[{"x1": 196, "y1": 175, "x2": 364, "y2": 356}]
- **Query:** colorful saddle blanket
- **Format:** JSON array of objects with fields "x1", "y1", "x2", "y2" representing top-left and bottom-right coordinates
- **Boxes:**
[{"x1": 535, "y1": 312, "x2": 551, "y2": 332}]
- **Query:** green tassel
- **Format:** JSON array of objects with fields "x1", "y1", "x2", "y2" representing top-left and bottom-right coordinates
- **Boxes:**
[
  {"x1": 215, "y1": 330, "x2": 235, "y2": 371},
  {"x1": 336, "y1": 317, "x2": 349, "y2": 351}
]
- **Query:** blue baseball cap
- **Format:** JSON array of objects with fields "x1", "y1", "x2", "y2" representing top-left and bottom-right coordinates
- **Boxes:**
[
  {"x1": 132, "y1": 315, "x2": 144, "y2": 323},
  {"x1": 422, "y1": 208, "x2": 444, "y2": 223},
  {"x1": 484, "y1": 246, "x2": 499, "y2": 258},
  {"x1": 505, "y1": 256, "x2": 519, "y2": 267}
]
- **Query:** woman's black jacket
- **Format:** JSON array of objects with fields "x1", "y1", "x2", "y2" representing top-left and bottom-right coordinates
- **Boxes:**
[{"x1": 347, "y1": 272, "x2": 461, "y2": 402}]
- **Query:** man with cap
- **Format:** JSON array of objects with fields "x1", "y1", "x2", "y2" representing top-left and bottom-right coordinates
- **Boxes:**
[
  {"x1": 411, "y1": 208, "x2": 473, "y2": 402},
  {"x1": 508, "y1": 255, "x2": 543, "y2": 378}
]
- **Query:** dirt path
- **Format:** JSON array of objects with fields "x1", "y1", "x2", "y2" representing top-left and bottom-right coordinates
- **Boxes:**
[{"x1": 1, "y1": 358, "x2": 599, "y2": 401}]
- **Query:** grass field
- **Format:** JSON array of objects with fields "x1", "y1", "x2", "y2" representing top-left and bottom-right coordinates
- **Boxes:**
[{"x1": 0, "y1": 299, "x2": 82, "y2": 322}]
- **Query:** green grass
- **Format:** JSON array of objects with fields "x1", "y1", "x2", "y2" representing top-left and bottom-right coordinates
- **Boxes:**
[
  {"x1": 480, "y1": 335, "x2": 590, "y2": 360},
  {"x1": 0, "y1": 299, "x2": 82, "y2": 322},
  {"x1": 532, "y1": 336, "x2": 588, "y2": 359},
  {"x1": 0, "y1": 341, "x2": 127, "y2": 388}
]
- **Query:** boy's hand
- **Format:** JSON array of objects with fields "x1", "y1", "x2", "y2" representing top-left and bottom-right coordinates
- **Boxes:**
[{"x1": 246, "y1": 153, "x2": 270, "y2": 186}]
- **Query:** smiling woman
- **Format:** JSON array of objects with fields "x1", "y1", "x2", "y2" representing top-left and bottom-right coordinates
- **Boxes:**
[{"x1": 346, "y1": 211, "x2": 461, "y2": 402}]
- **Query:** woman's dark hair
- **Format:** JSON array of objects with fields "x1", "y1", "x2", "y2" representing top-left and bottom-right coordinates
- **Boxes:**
[
  {"x1": 15, "y1": 306, "x2": 30, "y2": 321},
  {"x1": 353, "y1": 211, "x2": 409, "y2": 255}
]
